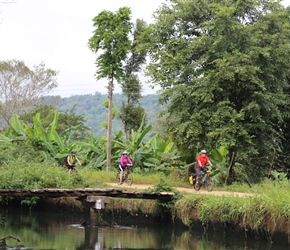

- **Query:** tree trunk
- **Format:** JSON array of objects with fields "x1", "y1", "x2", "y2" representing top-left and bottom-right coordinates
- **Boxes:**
[
  {"x1": 225, "y1": 150, "x2": 235, "y2": 185},
  {"x1": 106, "y1": 80, "x2": 113, "y2": 172}
]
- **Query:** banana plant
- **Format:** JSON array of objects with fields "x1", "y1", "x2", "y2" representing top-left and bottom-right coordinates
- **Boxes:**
[
  {"x1": 207, "y1": 146, "x2": 229, "y2": 178},
  {"x1": 143, "y1": 133, "x2": 183, "y2": 175},
  {"x1": 8, "y1": 112, "x2": 77, "y2": 161},
  {"x1": 111, "y1": 115, "x2": 152, "y2": 169},
  {"x1": 0, "y1": 134, "x2": 12, "y2": 148}
]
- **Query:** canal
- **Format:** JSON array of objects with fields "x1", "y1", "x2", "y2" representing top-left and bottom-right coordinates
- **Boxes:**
[{"x1": 0, "y1": 207, "x2": 289, "y2": 249}]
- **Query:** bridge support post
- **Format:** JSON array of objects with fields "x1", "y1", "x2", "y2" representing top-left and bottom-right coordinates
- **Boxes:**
[{"x1": 81, "y1": 196, "x2": 109, "y2": 227}]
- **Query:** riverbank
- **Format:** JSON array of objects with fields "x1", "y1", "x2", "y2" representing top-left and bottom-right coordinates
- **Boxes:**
[
  {"x1": 105, "y1": 182, "x2": 290, "y2": 237},
  {"x1": 2, "y1": 179, "x2": 290, "y2": 246}
]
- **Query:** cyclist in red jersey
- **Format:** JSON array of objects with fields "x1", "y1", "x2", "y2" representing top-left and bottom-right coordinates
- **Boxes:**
[{"x1": 195, "y1": 149, "x2": 213, "y2": 185}]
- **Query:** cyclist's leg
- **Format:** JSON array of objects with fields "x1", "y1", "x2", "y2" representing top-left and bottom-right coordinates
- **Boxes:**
[
  {"x1": 118, "y1": 164, "x2": 124, "y2": 184},
  {"x1": 72, "y1": 165, "x2": 78, "y2": 173},
  {"x1": 195, "y1": 167, "x2": 202, "y2": 185},
  {"x1": 67, "y1": 164, "x2": 74, "y2": 174}
]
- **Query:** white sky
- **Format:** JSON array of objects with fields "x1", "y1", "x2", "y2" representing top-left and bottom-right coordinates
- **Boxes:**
[
  {"x1": 0, "y1": 0, "x2": 290, "y2": 98},
  {"x1": 0, "y1": 0, "x2": 166, "y2": 97}
]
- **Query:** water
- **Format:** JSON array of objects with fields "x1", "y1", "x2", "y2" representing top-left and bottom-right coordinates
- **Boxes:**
[{"x1": 0, "y1": 208, "x2": 289, "y2": 250}]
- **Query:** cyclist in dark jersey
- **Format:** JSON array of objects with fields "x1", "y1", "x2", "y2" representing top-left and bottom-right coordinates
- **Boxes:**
[{"x1": 65, "y1": 150, "x2": 81, "y2": 174}]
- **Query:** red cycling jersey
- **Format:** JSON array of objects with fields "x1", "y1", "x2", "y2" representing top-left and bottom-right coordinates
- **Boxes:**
[{"x1": 196, "y1": 154, "x2": 210, "y2": 168}]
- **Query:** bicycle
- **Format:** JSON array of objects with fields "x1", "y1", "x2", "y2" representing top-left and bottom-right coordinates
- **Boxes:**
[
  {"x1": 194, "y1": 167, "x2": 213, "y2": 192},
  {"x1": 71, "y1": 164, "x2": 79, "y2": 173},
  {"x1": 116, "y1": 164, "x2": 133, "y2": 186},
  {"x1": 67, "y1": 163, "x2": 80, "y2": 174}
]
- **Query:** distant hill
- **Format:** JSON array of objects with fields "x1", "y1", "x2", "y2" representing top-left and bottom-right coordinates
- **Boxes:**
[{"x1": 56, "y1": 92, "x2": 165, "y2": 137}]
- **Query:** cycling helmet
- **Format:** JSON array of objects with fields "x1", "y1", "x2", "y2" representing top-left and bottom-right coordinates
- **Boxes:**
[
  {"x1": 71, "y1": 150, "x2": 76, "y2": 154},
  {"x1": 201, "y1": 149, "x2": 206, "y2": 154},
  {"x1": 122, "y1": 151, "x2": 128, "y2": 155}
]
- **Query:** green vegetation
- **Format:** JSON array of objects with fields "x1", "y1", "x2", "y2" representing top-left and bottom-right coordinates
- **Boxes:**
[
  {"x1": 1, "y1": 1, "x2": 290, "y2": 237},
  {"x1": 55, "y1": 93, "x2": 165, "y2": 137},
  {"x1": 0, "y1": 161, "x2": 289, "y2": 237},
  {"x1": 142, "y1": 0, "x2": 290, "y2": 181},
  {"x1": 175, "y1": 178, "x2": 290, "y2": 235}
]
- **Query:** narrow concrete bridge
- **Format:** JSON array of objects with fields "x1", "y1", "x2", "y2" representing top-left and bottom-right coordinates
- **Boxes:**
[
  {"x1": 0, "y1": 188, "x2": 176, "y2": 227},
  {"x1": 0, "y1": 188, "x2": 175, "y2": 201}
]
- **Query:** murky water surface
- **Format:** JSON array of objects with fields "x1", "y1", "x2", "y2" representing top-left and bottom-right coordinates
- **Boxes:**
[{"x1": 0, "y1": 208, "x2": 289, "y2": 250}]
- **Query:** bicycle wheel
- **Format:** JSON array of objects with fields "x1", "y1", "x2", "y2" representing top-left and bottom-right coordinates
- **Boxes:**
[
  {"x1": 116, "y1": 172, "x2": 120, "y2": 184},
  {"x1": 126, "y1": 173, "x2": 133, "y2": 186},
  {"x1": 205, "y1": 177, "x2": 213, "y2": 192},
  {"x1": 194, "y1": 181, "x2": 201, "y2": 191}
]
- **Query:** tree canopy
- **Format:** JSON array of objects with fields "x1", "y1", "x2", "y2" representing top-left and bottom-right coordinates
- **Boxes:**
[
  {"x1": 88, "y1": 7, "x2": 132, "y2": 170},
  {"x1": 143, "y1": 0, "x2": 290, "y2": 178},
  {"x1": 0, "y1": 60, "x2": 58, "y2": 126},
  {"x1": 119, "y1": 18, "x2": 148, "y2": 138}
]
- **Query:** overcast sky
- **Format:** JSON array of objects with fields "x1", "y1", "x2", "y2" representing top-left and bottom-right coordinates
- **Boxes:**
[
  {"x1": 0, "y1": 0, "x2": 290, "y2": 98},
  {"x1": 0, "y1": 0, "x2": 166, "y2": 97}
]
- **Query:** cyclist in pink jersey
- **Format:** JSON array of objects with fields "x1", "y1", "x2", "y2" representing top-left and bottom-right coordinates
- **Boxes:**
[{"x1": 118, "y1": 151, "x2": 133, "y2": 185}]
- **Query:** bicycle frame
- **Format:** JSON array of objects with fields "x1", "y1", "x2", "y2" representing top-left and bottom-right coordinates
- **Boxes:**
[
  {"x1": 116, "y1": 165, "x2": 133, "y2": 186},
  {"x1": 194, "y1": 167, "x2": 213, "y2": 192}
]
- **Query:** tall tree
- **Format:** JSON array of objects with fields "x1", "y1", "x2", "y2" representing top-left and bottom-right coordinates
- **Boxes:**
[
  {"x1": 119, "y1": 19, "x2": 148, "y2": 139},
  {"x1": 88, "y1": 7, "x2": 132, "y2": 171},
  {"x1": 0, "y1": 60, "x2": 58, "y2": 126},
  {"x1": 143, "y1": 0, "x2": 290, "y2": 179}
]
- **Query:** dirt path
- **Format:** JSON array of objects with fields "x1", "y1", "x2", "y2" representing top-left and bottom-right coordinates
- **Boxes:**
[{"x1": 106, "y1": 183, "x2": 252, "y2": 198}]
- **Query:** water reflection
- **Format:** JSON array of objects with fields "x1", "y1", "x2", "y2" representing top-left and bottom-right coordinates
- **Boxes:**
[{"x1": 0, "y1": 208, "x2": 289, "y2": 250}]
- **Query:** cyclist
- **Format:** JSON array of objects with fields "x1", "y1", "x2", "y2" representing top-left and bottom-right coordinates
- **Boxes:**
[
  {"x1": 118, "y1": 151, "x2": 133, "y2": 185},
  {"x1": 195, "y1": 149, "x2": 213, "y2": 185},
  {"x1": 65, "y1": 150, "x2": 81, "y2": 174}
]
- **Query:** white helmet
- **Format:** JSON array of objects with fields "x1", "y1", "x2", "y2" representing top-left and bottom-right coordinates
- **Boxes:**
[
  {"x1": 122, "y1": 151, "x2": 128, "y2": 155},
  {"x1": 201, "y1": 149, "x2": 206, "y2": 154}
]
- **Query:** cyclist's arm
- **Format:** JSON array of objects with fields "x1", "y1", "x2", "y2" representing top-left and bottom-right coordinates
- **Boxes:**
[
  {"x1": 207, "y1": 159, "x2": 213, "y2": 167},
  {"x1": 128, "y1": 157, "x2": 133, "y2": 166},
  {"x1": 197, "y1": 160, "x2": 203, "y2": 168},
  {"x1": 76, "y1": 157, "x2": 81, "y2": 165}
]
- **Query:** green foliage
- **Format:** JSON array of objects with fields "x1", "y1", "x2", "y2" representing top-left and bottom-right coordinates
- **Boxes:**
[
  {"x1": 150, "y1": 178, "x2": 174, "y2": 193},
  {"x1": 88, "y1": 7, "x2": 134, "y2": 169},
  {"x1": 88, "y1": 7, "x2": 132, "y2": 81},
  {"x1": 0, "y1": 141, "x2": 47, "y2": 166},
  {"x1": 0, "y1": 161, "x2": 88, "y2": 190},
  {"x1": 119, "y1": 102, "x2": 147, "y2": 138},
  {"x1": 111, "y1": 116, "x2": 184, "y2": 174},
  {"x1": 149, "y1": 178, "x2": 183, "y2": 212},
  {"x1": 119, "y1": 18, "x2": 148, "y2": 136},
  {"x1": 143, "y1": 0, "x2": 290, "y2": 179},
  {"x1": 174, "y1": 175, "x2": 290, "y2": 234},
  {"x1": 56, "y1": 93, "x2": 163, "y2": 137}
]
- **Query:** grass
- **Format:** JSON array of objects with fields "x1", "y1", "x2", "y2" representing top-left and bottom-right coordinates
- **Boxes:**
[
  {"x1": 2, "y1": 162, "x2": 290, "y2": 236},
  {"x1": 60, "y1": 167, "x2": 290, "y2": 236},
  {"x1": 80, "y1": 167, "x2": 187, "y2": 187},
  {"x1": 79, "y1": 167, "x2": 256, "y2": 194}
]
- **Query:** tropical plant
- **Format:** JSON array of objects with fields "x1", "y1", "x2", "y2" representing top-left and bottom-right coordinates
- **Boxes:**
[
  {"x1": 111, "y1": 116, "x2": 185, "y2": 175},
  {"x1": 88, "y1": 7, "x2": 133, "y2": 171},
  {"x1": 5, "y1": 112, "x2": 87, "y2": 164}
]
